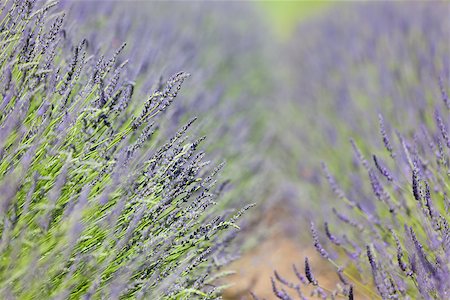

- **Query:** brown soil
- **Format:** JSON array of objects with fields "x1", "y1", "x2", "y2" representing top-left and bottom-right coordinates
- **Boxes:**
[
  {"x1": 221, "y1": 234, "x2": 340, "y2": 300},
  {"x1": 218, "y1": 198, "x2": 340, "y2": 300},
  {"x1": 219, "y1": 201, "x2": 373, "y2": 300}
]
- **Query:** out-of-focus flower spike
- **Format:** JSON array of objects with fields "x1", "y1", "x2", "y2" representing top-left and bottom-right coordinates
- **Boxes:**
[
  {"x1": 350, "y1": 138, "x2": 370, "y2": 170},
  {"x1": 311, "y1": 221, "x2": 329, "y2": 259},
  {"x1": 378, "y1": 114, "x2": 395, "y2": 158},
  {"x1": 439, "y1": 75, "x2": 450, "y2": 109},
  {"x1": 372, "y1": 154, "x2": 393, "y2": 182},
  {"x1": 412, "y1": 164, "x2": 421, "y2": 201},
  {"x1": 435, "y1": 108, "x2": 450, "y2": 149}
]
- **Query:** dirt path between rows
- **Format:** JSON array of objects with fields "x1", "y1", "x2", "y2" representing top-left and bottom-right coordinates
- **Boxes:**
[
  {"x1": 222, "y1": 235, "x2": 340, "y2": 299},
  {"x1": 220, "y1": 200, "x2": 371, "y2": 300},
  {"x1": 218, "y1": 200, "x2": 342, "y2": 300}
]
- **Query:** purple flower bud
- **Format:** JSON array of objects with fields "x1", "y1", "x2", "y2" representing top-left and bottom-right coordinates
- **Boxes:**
[
  {"x1": 372, "y1": 154, "x2": 393, "y2": 182},
  {"x1": 392, "y1": 230, "x2": 408, "y2": 272},
  {"x1": 271, "y1": 277, "x2": 292, "y2": 300},
  {"x1": 304, "y1": 257, "x2": 318, "y2": 286},
  {"x1": 378, "y1": 114, "x2": 395, "y2": 158},
  {"x1": 435, "y1": 108, "x2": 450, "y2": 149},
  {"x1": 366, "y1": 245, "x2": 377, "y2": 273},
  {"x1": 311, "y1": 222, "x2": 329, "y2": 259},
  {"x1": 293, "y1": 264, "x2": 307, "y2": 285},
  {"x1": 337, "y1": 267, "x2": 349, "y2": 285},
  {"x1": 412, "y1": 166, "x2": 421, "y2": 201},
  {"x1": 350, "y1": 139, "x2": 370, "y2": 170},
  {"x1": 321, "y1": 162, "x2": 346, "y2": 201},
  {"x1": 324, "y1": 222, "x2": 341, "y2": 246},
  {"x1": 439, "y1": 75, "x2": 450, "y2": 109}
]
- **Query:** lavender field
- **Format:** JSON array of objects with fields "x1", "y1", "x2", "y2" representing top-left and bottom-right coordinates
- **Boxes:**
[{"x1": 0, "y1": 1, "x2": 449, "y2": 299}]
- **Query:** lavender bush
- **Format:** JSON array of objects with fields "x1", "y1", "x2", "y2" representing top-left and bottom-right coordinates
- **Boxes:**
[
  {"x1": 270, "y1": 76, "x2": 450, "y2": 299},
  {"x1": 268, "y1": 2, "x2": 450, "y2": 299},
  {"x1": 0, "y1": 1, "x2": 255, "y2": 298},
  {"x1": 57, "y1": 0, "x2": 282, "y2": 255},
  {"x1": 269, "y1": 2, "x2": 449, "y2": 218},
  {"x1": 60, "y1": 0, "x2": 273, "y2": 213}
]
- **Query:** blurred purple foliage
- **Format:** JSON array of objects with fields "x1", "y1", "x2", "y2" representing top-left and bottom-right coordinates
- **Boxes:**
[{"x1": 271, "y1": 2, "x2": 450, "y2": 299}]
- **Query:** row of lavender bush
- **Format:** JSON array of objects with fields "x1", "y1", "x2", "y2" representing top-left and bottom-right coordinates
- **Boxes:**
[
  {"x1": 62, "y1": 0, "x2": 273, "y2": 198},
  {"x1": 61, "y1": 0, "x2": 277, "y2": 248},
  {"x1": 269, "y1": 2, "x2": 450, "y2": 299},
  {"x1": 0, "y1": 1, "x2": 272, "y2": 298}
]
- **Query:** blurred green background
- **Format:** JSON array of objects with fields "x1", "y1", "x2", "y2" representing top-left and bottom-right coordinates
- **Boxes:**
[{"x1": 259, "y1": 1, "x2": 331, "y2": 38}]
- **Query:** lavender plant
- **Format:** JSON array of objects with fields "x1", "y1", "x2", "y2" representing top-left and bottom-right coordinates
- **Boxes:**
[
  {"x1": 60, "y1": 0, "x2": 277, "y2": 251},
  {"x1": 0, "y1": 1, "x2": 248, "y2": 298},
  {"x1": 267, "y1": 2, "x2": 450, "y2": 299},
  {"x1": 269, "y1": 75, "x2": 450, "y2": 299},
  {"x1": 270, "y1": 2, "x2": 450, "y2": 217},
  {"x1": 60, "y1": 0, "x2": 273, "y2": 211}
]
